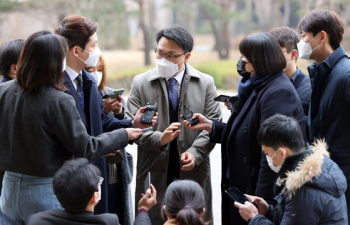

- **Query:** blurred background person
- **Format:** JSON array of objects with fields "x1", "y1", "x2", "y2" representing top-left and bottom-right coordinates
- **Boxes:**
[
  {"x1": 235, "y1": 114, "x2": 347, "y2": 224},
  {"x1": 270, "y1": 27, "x2": 311, "y2": 116},
  {"x1": 85, "y1": 55, "x2": 134, "y2": 225},
  {"x1": 161, "y1": 180, "x2": 207, "y2": 225},
  {"x1": 297, "y1": 9, "x2": 350, "y2": 218},
  {"x1": 27, "y1": 158, "x2": 156, "y2": 225},
  {"x1": 184, "y1": 32, "x2": 306, "y2": 225},
  {"x1": 0, "y1": 31, "x2": 143, "y2": 225},
  {"x1": 0, "y1": 39, "x2": 25, "y2": 84}
]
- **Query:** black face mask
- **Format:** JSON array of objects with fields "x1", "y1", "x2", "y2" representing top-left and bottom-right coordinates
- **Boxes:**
[{"x1": 237, "y1": 57, "x2": 254, "y2": 80}]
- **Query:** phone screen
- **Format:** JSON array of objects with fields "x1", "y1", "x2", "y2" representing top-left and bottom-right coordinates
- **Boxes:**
[{"x1": 225, "y1": 186, "x2": 250, "y2": 204}]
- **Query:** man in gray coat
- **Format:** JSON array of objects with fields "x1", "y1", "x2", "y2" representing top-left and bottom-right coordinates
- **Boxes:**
[{"x1": 125, "y1": 25, "x2": 222, "y2": 224}]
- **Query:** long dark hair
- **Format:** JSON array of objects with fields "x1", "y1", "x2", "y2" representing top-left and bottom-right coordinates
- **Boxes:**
[
  {"x1": 161, "y1": 180, "x2": 207, "y2": 225},
  {"x1": 239, "y1": 32, "x2": 286, "y2": 75},
  {"x1": 16, "y1": 31, "x2": 68, "y2": 92}
]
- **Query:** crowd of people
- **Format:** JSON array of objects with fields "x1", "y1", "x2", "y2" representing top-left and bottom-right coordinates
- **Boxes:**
[{"x1": 0, "y1": 7, "x2": 350, "y2": 225}]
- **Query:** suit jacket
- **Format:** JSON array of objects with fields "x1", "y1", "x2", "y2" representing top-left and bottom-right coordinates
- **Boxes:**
[
  {"x1": 26, "y1": 209, "x2": 151, "y2": 225},
  {"x1": 211, "y1": 71, "x2": 307, "y2": 225},
  {"x1": 125, "y1": 63, "x2": 222, "y2": 225},
  {"x1": 63, "y1": 70, "x2": 132, "y2": 214}
]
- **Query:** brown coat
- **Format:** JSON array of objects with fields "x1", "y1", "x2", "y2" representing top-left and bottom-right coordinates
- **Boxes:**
[{"x1": 125, "y1": 64, "x2": 222, "y2": 225}]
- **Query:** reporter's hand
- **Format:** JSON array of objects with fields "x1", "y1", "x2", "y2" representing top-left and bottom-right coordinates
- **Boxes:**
[
  {"x1": 159, "y1": 123, "x2": 181, "y2": 146},
  {"x1": 182, "y1": 113, "x2": 212, "y2": 133},
  {"x1": 138, "y1": 184, "x2": 157, "y2": 211},
  {"x1": 224, "y1": 101, "x2": 233, "y2": 111},
  {"x1": 132, "y1": 107, "x2": 158, "y2": 129},
  {"x1": 181, "y1": 152, "x2": 196, "y2": 171},
  {"x1": 245, "y1": 194, "x2": 269, "y2": 216},
  {"x1": 104, "y1": 150, "x2": 120, "y2": 157},
  {"x1": 112, "y1": 95, "x2": 123, "y2": 116},
  {"x1": 234, "y1": 201, "x2": 258, "y2": 222},
  {"x1": 103, "y1": 98, "x2": 120, "y2": 114},
  {"x1": 125, "y1": 128, "x2": 144, "y2": 140}
]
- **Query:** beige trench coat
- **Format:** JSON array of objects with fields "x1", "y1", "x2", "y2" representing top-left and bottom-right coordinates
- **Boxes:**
[{"x1": 125, "y1": 64, "x2": 222, "y2": 225}]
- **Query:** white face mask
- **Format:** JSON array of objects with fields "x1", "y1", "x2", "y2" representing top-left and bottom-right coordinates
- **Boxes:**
[
  {"x1": 266, "y1": 149, "x2": 284, "y2": 173},
  {"x1": 90, "y1": 71, "x2": 103, "y2": 86},
  {"x1": 62, "y1": 58, "x2": 66, "y2": 72},
  {"x1": 78, "y1": 46, "x2": 102, "y2": 67},
  {"x1": 156, "y1": 55, "x2": 186, "y2": 78},
  {"x1": 297, "y1": 33, "x2": 321, "y2": 60},
  {"x1": 95, "y1": 177, "x2": 103, "y2": 201}
]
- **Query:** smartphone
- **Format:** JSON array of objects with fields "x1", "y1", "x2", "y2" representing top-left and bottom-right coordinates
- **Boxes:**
[
  {"x1": 225, "y1": 186, "x2": 251, "y2": 205},
  {"x1": 105, "y1": 151, "x2": 125, "y2": 165},
  {"x1": 102, "y1": 88, "x2": 125, "y2": 100},
  {"x1": 141, "y1": 127, "x2": 153, "y2": 132},
  {"x1": 144, "y1": 172, "x2": 151, "y2": 197},
  {"x1": 214, "y1": 94, "x2": 231, "y2": 102}
]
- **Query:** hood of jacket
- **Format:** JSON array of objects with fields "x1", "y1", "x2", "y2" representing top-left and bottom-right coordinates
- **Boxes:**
[{"x1": 285, "y1": 140, "x2": 347, "y2": 199}]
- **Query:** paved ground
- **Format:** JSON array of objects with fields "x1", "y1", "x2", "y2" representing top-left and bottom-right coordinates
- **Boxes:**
[{"x1": 125, "y1": 100, "x2": 233, "y2": 225}]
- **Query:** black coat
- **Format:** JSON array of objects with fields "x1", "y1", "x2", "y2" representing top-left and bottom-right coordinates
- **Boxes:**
[
  {"x1": 307, "y1": 46, "x2": 350, "y2": 217},
  {"x1": 63, "y1": 70, "x2": 132, "y2": 215},
  {"x1": 211, "y1": 71, "x2": 306, "y2": 225},
  {"x1": 27, "y1": 209, "x2": 151, "y2": 225}
]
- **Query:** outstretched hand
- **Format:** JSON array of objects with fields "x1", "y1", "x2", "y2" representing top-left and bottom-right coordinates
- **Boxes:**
[
  {"x1": 159, "y1": 123, "x2": 181, "y2": 146},
  {"x1": 182, "y1": 113, "x2": 212, "y2": 133},
  {"x1": 132, "y1": 107, "x2": 158, "y2": 129}
]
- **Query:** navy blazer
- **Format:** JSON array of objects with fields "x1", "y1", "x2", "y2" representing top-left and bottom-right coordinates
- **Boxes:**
[{"x1": 63, "y1": 69, "x2": 132, "y2": 215}]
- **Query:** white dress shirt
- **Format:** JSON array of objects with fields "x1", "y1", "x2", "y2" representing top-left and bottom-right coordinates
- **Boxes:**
[
  {"x1": 166, "y1": 69, "x2": 185, "y2": 98},
  {"x1": 65, "y1": 65, "x2": 82, "y2": 91}
]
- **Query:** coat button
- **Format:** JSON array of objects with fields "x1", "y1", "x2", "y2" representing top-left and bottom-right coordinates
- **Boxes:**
[
  {"x1": 243, "y1": 127, "x2": 248, "y2": 133},
  {"x1": 243, "y1": 157, "x2": 247, "y2": 163},
  {"x1": 246, "y1": 187, "x2": 249, "y2": 193}
]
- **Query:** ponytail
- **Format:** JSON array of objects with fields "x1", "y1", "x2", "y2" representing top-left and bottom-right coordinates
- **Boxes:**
[{"x1": 175, "y1": 206, "x2": 205, "y2": 225}]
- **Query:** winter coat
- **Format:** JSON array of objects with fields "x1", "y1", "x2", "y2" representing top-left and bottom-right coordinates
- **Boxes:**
[
  {"x1": 250, "y1": 141, "x2": 348, "y2": 225},
  {"x1": 125, "y1": 63, "x2": 223, "y2": 225},
  {"x1": 306, "y1": 46, "x2": 350, "y2": 217},
  {"x1": 211, "y1": 71, "x2": 307, "y2": 225}
]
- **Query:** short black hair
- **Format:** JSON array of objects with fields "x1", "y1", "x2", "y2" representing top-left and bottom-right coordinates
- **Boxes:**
[
  {"x1": 155, "y1": 25, "x2": 194, "y2": 53},
  {"x1": 239, "y1": 32, "x2": 286, "y2": 75},
  {"x1": 298, "y1": 9, "x2": 344, "y2": 50},
  {"x1": 270, "y1": 27, "x2": 299, "y2": 60},
  {"x1": 0, "y1": 39, "x2": 25, "y2": 76},
  {"x1": 55, "y1": 15, "x2": 98, "y2": 50},
  {"x1": 257, "y1": 114, "x2": 305, "y2": 153},
  {"x1": 53, "y1": 158, "x2": 101, "y2": 212}
]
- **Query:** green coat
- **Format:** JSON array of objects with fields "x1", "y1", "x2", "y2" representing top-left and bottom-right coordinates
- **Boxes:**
[{"x1": 125, "y1": 63, "x2": 222, "y2": 225}]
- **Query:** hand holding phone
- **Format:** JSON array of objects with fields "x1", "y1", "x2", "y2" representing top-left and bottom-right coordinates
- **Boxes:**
[
  {"x1": 225, "y1": 186, "x2": 251, "y2": 205},
  {"x1": 214, "y1": 94, "x2": 231, "y2": 102}
]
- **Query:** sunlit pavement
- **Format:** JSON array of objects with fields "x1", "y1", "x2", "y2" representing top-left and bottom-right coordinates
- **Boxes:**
[{"x1": 126, "y1": 99, "x2": 233, "y2": 225}]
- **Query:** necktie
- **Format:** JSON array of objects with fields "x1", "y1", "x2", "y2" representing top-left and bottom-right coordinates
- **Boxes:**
[
  {"x1": 76, "y1": 74, "x2": 83, "y2": 107},
  {"x1": 168, "y1": 78, "x2": 178, "y2": 110}
]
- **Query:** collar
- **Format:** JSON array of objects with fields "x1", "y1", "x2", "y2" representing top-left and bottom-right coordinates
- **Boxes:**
[
  {"x1": 166, "y1": 69, "x2": 185, "y2": 85},
  {"x1": 2, "y1": 74, "x2": 13, "y2": 82},
  {"x1": 290, "y1": 67, "x2": 301, "y2": 83},
  {"x1": 65, "y1": 65, "x2": 82, "y2": 82},
  {"x1": 148, "y1": 63, "x2": 201, "y2": 82},
  {"x1": 278, "y1": 148, "x2": 313, "y2": 179}
]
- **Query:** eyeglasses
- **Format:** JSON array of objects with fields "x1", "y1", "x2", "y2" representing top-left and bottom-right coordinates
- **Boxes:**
[{"x1": 155, "y1": 49, "x2": 187, "y2": 61}]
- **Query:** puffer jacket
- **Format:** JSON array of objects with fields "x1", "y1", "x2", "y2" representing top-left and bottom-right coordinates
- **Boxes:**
[{"x1": 250, "y1": 141, "x2": 348, "y2": 225}]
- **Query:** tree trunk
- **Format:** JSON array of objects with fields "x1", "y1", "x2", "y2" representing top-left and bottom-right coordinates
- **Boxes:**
[
  {"x1": 138, "y1": 0, "x2": 151, "y2": 66},
  {"x1": 245, "y1": 0, "x2": 252, "y2": 34},
  {"x1": 283, "y1": 0, "x2": 290, "y2": 26}
]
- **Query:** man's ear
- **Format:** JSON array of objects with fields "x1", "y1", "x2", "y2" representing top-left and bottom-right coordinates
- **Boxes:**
[
  {"x1": 200, "y1": 207, "x2": 206, "y2": 217},
  {"x1": 184, "y1": 52, "x2": 191, "y2": 63},
  {"x1": 71, "y1": 46, "x2": 82, "y2": 58},
  {"x1": 319, "y1": 31, "x2": 328, "y2": 45},
  {"x1": 91, "y1": 192, "x2": 99, "y2": 204},
  {"x1": 163, "y1": 205, "x2": 170, "y2": 218},
  {"x1": 10, "y1": 64, "x2": 17, "y2": 75},
  {"x1": 291, "y1": 49, "x2": 298, "y2": 61}
]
